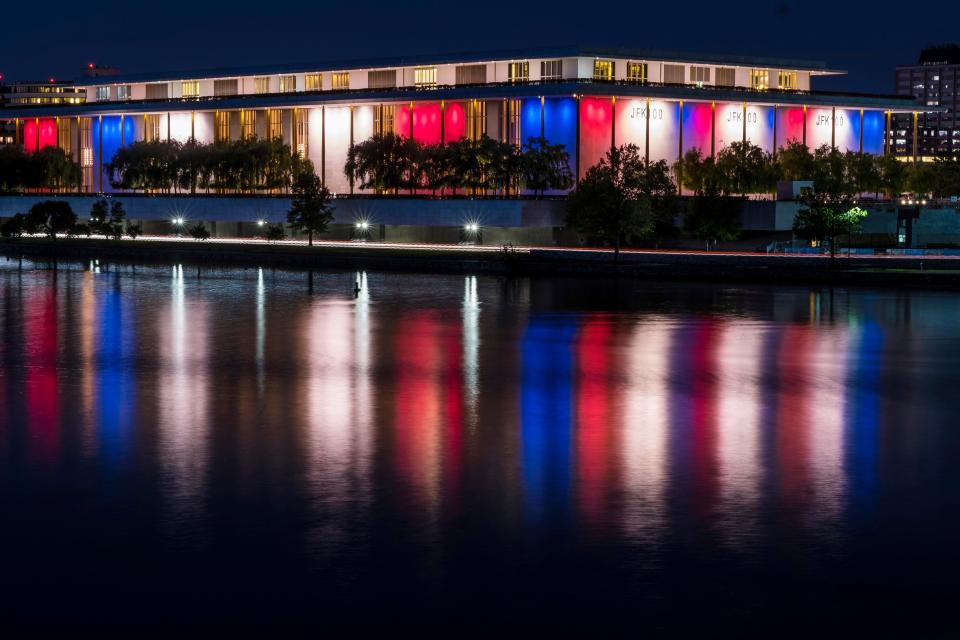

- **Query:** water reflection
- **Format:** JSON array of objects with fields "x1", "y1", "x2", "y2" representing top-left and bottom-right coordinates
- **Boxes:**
[{"x1": 0, "y1": 261, "x2": 955, "y2": 629}]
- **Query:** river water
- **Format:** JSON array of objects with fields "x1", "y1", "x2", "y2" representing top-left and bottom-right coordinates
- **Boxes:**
[{"x1": 1, "y1": 257, "x2": 958, "y2": 633}]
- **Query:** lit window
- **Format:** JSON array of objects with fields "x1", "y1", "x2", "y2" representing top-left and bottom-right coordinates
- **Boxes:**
[
  {"x1": 626, "y1": 62, "x2": 647, "y2": 84},
  {"x1": 593, "y1": 60, "x2": 614, "y2": 81},
  {"x1": 540, "y1": 59, "x2": 563, "y2": 81},
  {"x1": 508, "y1": 62, "x2": 529, "y2": 83},
  {"x1": 240, "y1": 109, "x2": 256, "y2": 139},
  {"x1": 267, "y1": 109, "x2": 282, "y2": 139},
  {"x1": 254, "y1": 77, "x2": 271, "y2": 94},
  {"x1": 690, "y1": 66, "x2": 711, "y2": 84},
  {"x1": 215, "y1": 111, "x2": 230, "y2": 141},
  {"x1": 279, "y1": 75, "x2": 296, "y2": 92},
  {"x1": 750, "y1": 69, "x2": 769, "y2": 90},
  {"x1": 116, "y1": 85, "x2": 131, "y2": 100},
  {"x1": 96, "y1": 86, "x2": 111, "y2": 101},
  {"x1": 182, "y1": 81, "x2": 200, "y2": 98},
  {"x1": 778, "y1": 71, "x2": 797, "y2": 90},
  {"x1": 332, "y1": 72, "x2": 350, "y2": 90},
  {"x1": 305, "y1": 73, "x2": 322, "y2": 91},
  {"x1": 414, "y1": 67, "x2": 437, "y2": 88}
]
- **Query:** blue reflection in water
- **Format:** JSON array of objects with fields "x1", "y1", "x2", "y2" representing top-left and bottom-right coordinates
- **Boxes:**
[
  {"x1": 521, "y1": 315, "x2": 577, "y2": 525},
  {"x1": 847, "y1": 321, "x2": 883, "y2": 513},
  {"x1": 97, "y1": 288, "x2": 131, "y2": 465}
]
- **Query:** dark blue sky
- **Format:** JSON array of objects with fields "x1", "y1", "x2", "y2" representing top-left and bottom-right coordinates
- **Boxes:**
[{"x1": 1, "y1": 0, "x2": 952, "y2": 94}]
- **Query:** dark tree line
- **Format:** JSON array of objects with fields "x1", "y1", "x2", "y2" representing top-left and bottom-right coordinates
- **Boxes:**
[
  {"x1": 345, "y1": 133, "x2": 573, "y2": 196},
  {"x1": 0, "y1": 145, "x2": 82, "y2": 193},
  {"x1": 106, "y1": 138, "x2": 313, "y2": 193}
]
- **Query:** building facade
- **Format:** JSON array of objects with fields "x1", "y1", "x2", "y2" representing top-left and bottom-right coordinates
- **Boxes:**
[
  {"x1": 0, "y1": 46, "x2": 919, "y2": 194},
  {"x1": 892, "y1": 46, "x2": 960, "y2": 160}
]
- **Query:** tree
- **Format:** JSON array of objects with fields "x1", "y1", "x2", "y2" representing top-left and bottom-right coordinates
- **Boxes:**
[
  {"x1": 25, "y1": 201, "x2": 77, "y2": 239},
  {"x1": 684, "y1": 195, "x2": 742, "y2": 246},
  {"x1": 264, "y1": 223, "x2": 286, "y2": 242},
  {"x1": 777, "y1": 141, "x2": 816, "y2": 182},
  {"x1": 844, "y1": 151, "x2": 882, "y2": 197},
  {"x1": 714, "y1": 141, "x2": 776, "y2": 196},
  {"x1": 878, "y1": 154, "x2": 908, "y2": 198},
  {"x1": 126, "y1": 222, "x2": 142, "y2": 239},
  {"x1": 345, "y1": 133, "x2": 417, "y2": 193},
  {"x1": 287, "y1": 164, "x2": 334, "y2": 246},
  {"x1": 188, "y1": 222, "x2": 211, "y2": 240},
  {"x1": 108, "y1": 201, "x2": 127, "y2": 240},
  {"x1": 793, "y1": 192, "x2": 863, "y2": 263},
  {"x1": 566, "y1": 144, "x2": 676, "y2": 259},
  {"x1": 89, "y1": 198, "x2": 110, "y2": 237},
  {"x1": 520, "y1": 137, "x2": 573, "y2": 196},
  {"x1": 1, "y1": 214, "x2": 27, "y2": 238}
]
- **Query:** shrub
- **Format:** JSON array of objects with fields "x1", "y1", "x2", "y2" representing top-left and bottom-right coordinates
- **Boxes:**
[{"x1": 188, "y1": 222, "x2": 211, "y2": 241}]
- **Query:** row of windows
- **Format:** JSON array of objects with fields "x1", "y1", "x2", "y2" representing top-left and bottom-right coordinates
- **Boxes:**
[{"x1": 101, "y1": 62, "x2": 802, "y2": 101}]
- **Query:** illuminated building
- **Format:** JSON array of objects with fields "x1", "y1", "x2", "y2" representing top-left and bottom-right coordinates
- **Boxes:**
[
  {"x1": 0, "y1": 46, "x2": 919, "y2": 194},
  {"x1": 891, "y1": 45, "x2": 960, "y2": 160}
]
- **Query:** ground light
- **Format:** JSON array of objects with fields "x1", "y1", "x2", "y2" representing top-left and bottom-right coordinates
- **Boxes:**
[{"x1": 257, "y1": 219, "x2": 266, "y2": 227}]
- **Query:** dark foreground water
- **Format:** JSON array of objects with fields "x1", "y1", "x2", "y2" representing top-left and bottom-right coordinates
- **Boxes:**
[{"x1": 1, "y1": 258, "x2": 958, "y2": 634}]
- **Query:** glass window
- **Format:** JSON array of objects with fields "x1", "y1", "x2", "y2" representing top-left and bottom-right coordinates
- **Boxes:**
[
  {"x1": 332, "y1": 72, "x2": 350, "y2": 90},
  {"x1": 690, "y1": 66, "x2": 711, "y2": 84},
  {"x1": 778, "y1": 71, "x2": 797, "y2": 90},
  {"x1": 663, "y1": 64, "x2": 685, "y2": 84},
  {"x1": 750, "y1": 69, "x2": 769, "y2": 90},
  {"x1": 215, "y1": 111, "x2": 230, "y2": 142},
  {"x1": 95, "y1": 86, "x2": 111, "y2": 101},
  {"x1": 305, "y1": 73, "x2": 322, "y2": 91},
  {"x1": 267, "y1": 109, "x2": 282, "y2": 139},
  {"x1": 414, "y1": 67, "x2": 437, "y2": 88},
  {"x1": 145, "y1": 83, "x2": 169, "y2": 100},
  {"x1": 240, "y1": 109, "x2": 256, "y2": 139},
  {"x1": 369, "y1": 69, "x2": 398, "y2": 89},
  {"x1": 593, "y1": 60, "x2": 614, "y2": 81},
  {"x1": 254, "y1": 77, "x2": 271, "y2": 94},
  {"x1": 213, "y1": 79, "x2": 238, "y2": 96},
  {"x1": 715, "y1": 67, "x2": 735, "y2": 87},
  {"x1": 182, "y1": 81, "x2": 200, "y2": 98},
  {"x1": 508, "y1": 62, "x2": 529, "y2": 83},
  {"x1": 279, "y1": 75, "x2": 296, "y2": 92},
  {"x1": 455, "y1": 65, "x2": 487, "y2": 85},
  {"x1": 540, "y1": 60, "x2": 563, "y2": 81},
  {"x1": 626, "y1": 62, "x2": 647, "y2": 83},
  {"x1": 116, "y1": 85, "x2": 132, "y2": 100}
]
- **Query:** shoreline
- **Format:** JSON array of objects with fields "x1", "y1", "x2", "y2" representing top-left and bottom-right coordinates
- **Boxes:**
[{"x1": 3, "y1": 237, "x2": 960, "y2": 289}]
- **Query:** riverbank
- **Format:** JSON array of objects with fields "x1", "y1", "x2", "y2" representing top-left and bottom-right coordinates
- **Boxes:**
[{"x1": 4, "y1": 237, "x2": 960, "y2": 289}]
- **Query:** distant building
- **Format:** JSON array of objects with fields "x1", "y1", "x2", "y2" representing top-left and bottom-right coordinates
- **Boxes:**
[
  {"x1": 892, "y1": 45, "x2": 960, "y2": 159},
  {"x1": 0, "y1": 79, "x2": 86, "y2": 107}
]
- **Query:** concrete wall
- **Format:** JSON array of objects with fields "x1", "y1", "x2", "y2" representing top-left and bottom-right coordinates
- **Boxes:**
[{"x1": 0, "y1": 195, "x2": 567, "y2": 228}]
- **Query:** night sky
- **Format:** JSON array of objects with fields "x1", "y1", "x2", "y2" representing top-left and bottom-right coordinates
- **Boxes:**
[{"x1": 1, "y1": 0, "x2": 954, "y2": 94}]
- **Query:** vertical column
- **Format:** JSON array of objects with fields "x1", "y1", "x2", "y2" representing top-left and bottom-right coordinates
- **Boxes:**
[
  {"x1": 575, "y1": 95, "x2": 581, "y2": 180},
  {"x1": 441, "y1": 101, "x2": 446, "y2": 144},
  {"x1": 859, "y1": 108, "x2": 864, "y2": 153},
  {"x1": 191, "y1": 112, "x2": 195, "y2": 140},
  {"x1": 120, "y1": 114, "x2": 125, "y2": 147},
  {"x1": 75, "y1": 117, "x2": 81, "y2": 166},
  {"x1": 741, "y1": 102, "x2": 747, "y2": 146},
  {"x1": 349, "y1": 105, "x2": 354, "y2": 195},
  {"x1": 677, "y1": 101, "x2": 683, "y2": 189},
  {"x1": 14, "y1": 118, "x2": 20, "y2": 146},
  {"x1": 645, "y1": 98, "x2": 650, "y2": 165},
  {"x1": 831, "y1": 107, "x2": 836, "y2": 149},
  {"x1": 884, "y1": 111, "x2": 890, "y2": 156},
  {"x1": 35, "y1": 117, "x2": 40, "y2": 152},
  {"x1": 98, "y1": 115, "x2": 103, "y2": 193},
  {"x1": 167, "y1": 113, "x2": 171, "y2": 142},
  {"x1": 773, "y1": 105, "x2": 778, "y2": 156},
  {"x1": 320, "y1": 106, "x2": 326, "y2": 186},
  {"x1": 541, "y1": 96, "x2": 546, "y2": 140},
  {"x1": 802, "y1": 105, "x2": 807, "y2": 146},
  {"x1": 409, "y1": 101, "x2": 414, "y2": 139},
  {"x1": 912, "y1": 112, "x2": 918, "y2": 161}
]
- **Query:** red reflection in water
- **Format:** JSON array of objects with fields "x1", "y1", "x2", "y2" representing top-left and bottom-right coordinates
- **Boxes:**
[
  {"x1": 25, "y1": 286, "x2": 59, "y2": 463},
  {"x1": 690, "y1": 320, "x2": 720, "y2": 519},
  {"x1": 394, "y1": 312, "x2": 442, "y2": 504},
  {"x1": 443, "y1": 319, "x2": 464, "y2": 505},
  {"x1": 576, "y1": 317, "x2": 614, "y2": 523},
  {"x1": 777, "y1": 325, "x2": 812, "y2": 509}
]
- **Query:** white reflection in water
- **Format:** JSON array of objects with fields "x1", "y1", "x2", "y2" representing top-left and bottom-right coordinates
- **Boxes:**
[
  {"x1": 807, "y1": 327, "x2": 848, "y2": 535},
  {"x1": 304, "y1": 289, "x2": 372, "y2": 553},
  {"x1": 620, "y1": 319, "x2": 671, "y2": 546},
  {"x1": 256, "y1": 267, "x2": 265, "y2": 392},
  {"x1": 157, "y1": 264, "x2": 209, "y2": 529},
  {"x1": 79, "y1": 271, "x2": 98, "y2": 452},
  {"x1": 463, "y1": 276, "x2": 479, "y2": 430},
  {"x1": 716, "y1": 320, "x2": 763, "y2": 548}
]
